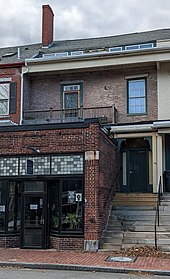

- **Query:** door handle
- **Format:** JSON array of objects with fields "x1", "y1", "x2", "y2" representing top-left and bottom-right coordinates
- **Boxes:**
[{"x1": 129, "y1": 171, "x2": 133, "y2": 174}]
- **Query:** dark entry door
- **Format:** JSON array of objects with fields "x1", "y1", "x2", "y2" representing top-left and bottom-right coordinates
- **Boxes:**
[
  {"x1": 21, "y1": 194, "x2": 47, "y2": 248},
  {"x1": 128, "y1": 150, "x2": 148, "y2": 192}
]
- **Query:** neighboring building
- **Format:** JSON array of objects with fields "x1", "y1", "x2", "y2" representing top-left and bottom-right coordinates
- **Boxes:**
[{"x1": 0, "y1": 5, "x2": 170, "y2": 250}]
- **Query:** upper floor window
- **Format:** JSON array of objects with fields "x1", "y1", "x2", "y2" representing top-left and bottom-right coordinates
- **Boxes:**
[
  {"x1": 127, "y1": 79, "x2": 147, "y2": 114},
  {"x1": 0, "y1": 83, "x2": 9, "y2": 115},
  {"x1": 61, "y1": 83, "x2": 83, "y2": 118},
  {"x1": 63, "y1": 85, "x2": 80, "y2": 110},
  {"x1": 0, "y1": 82, "x2": 17, "y2": 116}
]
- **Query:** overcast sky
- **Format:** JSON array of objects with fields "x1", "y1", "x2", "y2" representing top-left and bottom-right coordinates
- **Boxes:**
[{"x1": 1, "y1": 0, "x2": 170, "y2": 47}]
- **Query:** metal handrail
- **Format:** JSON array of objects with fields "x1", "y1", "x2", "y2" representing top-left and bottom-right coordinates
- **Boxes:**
[
  {"x1": 154, "y1": 176, "x2": 162, "y2": 250},
  {"x1": 23, "y1": 106, "x2": 113, "y2": 124}
]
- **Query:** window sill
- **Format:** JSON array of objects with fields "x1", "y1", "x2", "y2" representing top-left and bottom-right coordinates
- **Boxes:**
[
  {"x1": 127, "y1": 113, "x2": 148, "y2": 116},
  {"x1": 0, "y1": 115, "x2": 10, "y2": 118},
  {"x1": 50, "y1": 232, "x2": 84, "y2": 237},
  {"x1": 0, "y1": 232, "x2": 20, "y2": 236}
]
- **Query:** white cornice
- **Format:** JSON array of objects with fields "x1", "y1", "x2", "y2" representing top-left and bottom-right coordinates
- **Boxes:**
[{"x1": 24, "y1": 47, "x2": 170, "y2": 73}]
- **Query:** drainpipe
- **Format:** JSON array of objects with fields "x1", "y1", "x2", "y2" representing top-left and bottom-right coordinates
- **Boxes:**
[{"x1": 20, "y1": 62, "x2": 29, "y2": 125}]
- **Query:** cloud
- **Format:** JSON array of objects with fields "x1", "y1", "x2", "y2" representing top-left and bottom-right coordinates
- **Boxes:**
[{"x1": 0, "y1": 0, "x2": 170, "y2": 47}]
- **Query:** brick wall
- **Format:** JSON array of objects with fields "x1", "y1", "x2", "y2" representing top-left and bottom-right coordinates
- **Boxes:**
[
  {"x1": 0, "y1": 235, "x2": 20, "y2": 248},
  {"x1": 25, "y1": 65, "x2": 157, "y2": 124},
  {"x1": 0, "y1": 121, "x2": 119, "y2": 250},
  {"x1": 0, "y1": 66, "x2": 21, "y2": 124},
  {"x1": 50, "y1": 236, "x2": 84, "y2": 250},
  {"x1": 83, "y1": 123, "x2": 119, "y2": 248},
  {"x1": 98, "y1": 132, "x2": 119, "y2": 239}
]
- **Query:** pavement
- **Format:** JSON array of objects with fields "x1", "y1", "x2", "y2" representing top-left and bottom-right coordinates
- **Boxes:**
[{"x1": 0, "y1": 248, "x2": 170, "y2": 276}]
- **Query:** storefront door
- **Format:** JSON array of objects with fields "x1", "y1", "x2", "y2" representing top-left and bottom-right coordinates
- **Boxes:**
[{"x1": 21, "y1": 181, "x2": 47, "y2": 249}]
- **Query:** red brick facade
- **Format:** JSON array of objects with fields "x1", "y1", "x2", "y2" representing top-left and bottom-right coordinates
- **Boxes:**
[
  {"x1": 25, "y1": 65, "x2": 157, "y2": 124},
  {"x1": 0, "y1": 65, "x2": 22, "y2": 124},
  {"x1": 0, "y1": 121, "x2": 118, "y2": 250}
]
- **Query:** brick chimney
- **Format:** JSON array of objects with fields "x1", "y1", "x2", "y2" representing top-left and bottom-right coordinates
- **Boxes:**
[{"x1": 42, "y1": 5, "x2": 54, "y2": 47}]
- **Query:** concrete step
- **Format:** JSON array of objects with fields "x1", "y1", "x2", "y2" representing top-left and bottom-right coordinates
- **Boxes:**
[
  {"x1": 101, "y1": 193, "x2": 170, "y2": 252},
  {"x1": 114, "y1": 193, "x2": 158, "y2": 197},
  {"x1": 113, "y1": 193, "x2": 158, "y2": 207},
  {"x1": 104, "y1": 231, "x2": 123, "y2": 237},
  {"x1": 111, "y1": 206, "x2": 156, "y2": 216},
  {"x1": 158, "y1": 245, "x2": 170, "y2": 252},
  {"x1": 113, "y1": 201, "x2": 157, "y2": 207},
  {"x1": 122, "y1": 238, "x2": 156, "y2": 245},
  {"x1": 106, "y1": 220, "x2": 122, "y2": 226},
  {"x1": 122, "y1": 225, "x2": 170, "y2": 232},
  {"x1": 113, "y1": 206, "x2": 156, "y2": 211},
  {"x1": 100, "y1": 243, "x2": 122, "y2": 251},
  {"x1": 122, "y1": 237, "x2": 170, "y2": 245},
  {"x1": 121, "y1": 220, "x2": 170, "y2": 226},
  {"x1": 101, "y1": 237, "x2": 122, "y2": 244},
  {"x1": 113, "y1": 209, "x2": 170, "y2": 216},
  {"x1": 123, "y1": 231, "x2": 170, "y2": 238},
  {"x1": 160, "y1": 202, "x2": 170, "y2": 206}
]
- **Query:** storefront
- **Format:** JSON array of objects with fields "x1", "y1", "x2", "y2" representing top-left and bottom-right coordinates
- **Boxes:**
[{"x1": 0, "y1": 154, "x2": 84, "y2": 248}]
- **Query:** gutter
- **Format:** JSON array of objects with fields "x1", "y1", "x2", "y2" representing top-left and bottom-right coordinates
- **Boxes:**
[
  {"x1": 25, "y1": 46, "x2": 170, "y2": 65},
  {"x1": 110, "y1": 120, "x2": 170, "y2": 134},
  {"x1": 110, "y1": 123, "x2": 154, "y2": 133},
  {"x1": 153, "y1": 120, "x2": 170, "y2": 128},
  {"x1": 0, "y1": 62, "x2": 24, "y2": 68}
]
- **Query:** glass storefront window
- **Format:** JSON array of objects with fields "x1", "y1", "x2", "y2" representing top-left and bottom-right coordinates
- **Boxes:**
[
  {"x1": 8, "y1": 182, "x2": 21, "y2": 232},
  {"x1": 0, "y1": 182, "x2": 6, "y2": 232},
  {"x1": 50, "y1": 181, "x2": 60, "y2": 232},
  {"x1": 0, "y1": 181, "x2": 21, "y2": 233},
  {"x1": 24, "y1": 181, "x2": 45, "y2": 192},
  {"x1": 61, "y1": 180, "x2": 83, "y2": 233},
  {"x1": 50, "y1": 179, "x2": 83, "y2": 234},
  {"x1": 8, "y1": 182, "x2": 15, "y2": 231}
]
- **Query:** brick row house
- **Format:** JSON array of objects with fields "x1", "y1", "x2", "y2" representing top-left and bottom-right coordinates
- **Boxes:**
[{"x1": 0, "y1": 5, "x2": 170, "y2": 250}]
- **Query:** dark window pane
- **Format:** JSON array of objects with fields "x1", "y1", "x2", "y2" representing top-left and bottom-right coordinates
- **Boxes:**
[
  {"x1": 24, "y1": 181, "x2": 44, "y2": 192},
  {"x1": 8, "y1": 183, "x2": 15, "y2": 231},
  {"x1": 61, "y1": 180, "x2": 83, "y2": 233},
  {"x1": 0, "y1": 182, "x2": 6, "y2": 232},
  {"x1": 50, "y1": 181, "x2": 59, "y2": 232}
]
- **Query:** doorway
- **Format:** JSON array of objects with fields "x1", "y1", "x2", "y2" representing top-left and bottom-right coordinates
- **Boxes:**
[
  {"x1": 128, "y1": 149, "x2": 148, "y2": 192},
  {"x1": 21, "y1": 181, "x2": 47, "y2": 248}
]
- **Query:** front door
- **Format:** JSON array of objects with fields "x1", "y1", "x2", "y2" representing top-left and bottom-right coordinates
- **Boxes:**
[
  {"x1": 21, "y1": 194, "x2": 47, "y2": 248},
  {"x1": 128, "y1": 150, "x2": 148, "y2": 192}
]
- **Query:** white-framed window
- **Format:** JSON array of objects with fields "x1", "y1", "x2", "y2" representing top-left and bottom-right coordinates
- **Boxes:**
[
  {"x1": 127, "y1": 79, "x2": 147, "y2": 114},
  {"x1": 0, "y1": 83, "x2": 9, "y2": 115}
]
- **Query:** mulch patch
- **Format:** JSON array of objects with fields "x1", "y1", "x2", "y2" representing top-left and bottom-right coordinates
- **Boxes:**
[{"x1": 111, "y1": 246, "x2": 170, "y2": 258}]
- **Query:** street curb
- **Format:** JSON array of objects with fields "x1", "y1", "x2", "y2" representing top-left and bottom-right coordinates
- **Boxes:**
[{"x1": 0, "y1": 261, "x2": 170, "y2": 276}]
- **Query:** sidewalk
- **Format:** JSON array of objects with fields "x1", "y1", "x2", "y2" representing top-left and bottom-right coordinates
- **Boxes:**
[{"x1": 0, "y1": 248, "x2": 170, "y2": 276}]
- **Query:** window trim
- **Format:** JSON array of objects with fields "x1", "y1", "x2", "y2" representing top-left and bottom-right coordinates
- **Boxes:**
[
  {"x1": 127, "y1": 78, "x2": 147, "y2": 115},
  {"x1": 60, "y1": 82, "x2": 83, "y2": 111},
  {"x1": 0, "y1": 82, "x2": 10, "y2": 116}
]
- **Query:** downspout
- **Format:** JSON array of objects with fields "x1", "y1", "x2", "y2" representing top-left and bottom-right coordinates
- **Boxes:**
[{"x1": 20, "y1": 61, "x2": 29, "y2": 125}]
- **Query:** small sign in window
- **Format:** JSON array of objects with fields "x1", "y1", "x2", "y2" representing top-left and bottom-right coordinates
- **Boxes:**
[
  {"x1": 68, "y1": 191, "x2": 75, "y2": 203},
  {"x1": 26, "y1": 159, "x2": 33, "y2": 175},
  {"x1": 30, "y1": 204, "x2": 38, "y2": 210},
  {"x1": 0, "y1": 205, "x2": 5, "y2": 212}
]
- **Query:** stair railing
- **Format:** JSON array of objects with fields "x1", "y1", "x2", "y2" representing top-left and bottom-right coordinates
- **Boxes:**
[{"x1": 154, "y1": 176, "x2": 162, "y2": 250}]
